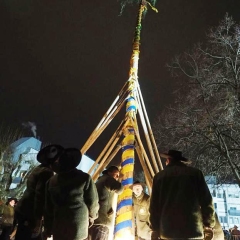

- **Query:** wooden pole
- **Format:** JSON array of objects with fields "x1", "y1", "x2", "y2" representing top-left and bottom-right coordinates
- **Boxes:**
[
  {"x1": 88, "y1": 120, "x2": 125, "y2": 176},
  {"x1": 136, "y1": 85, "x2": 163, "y2": 170},
  {"x1": 135, "y1": 145, "x2": 153, "y2": 193},
  {"x1": 81, "y1": 86, "x2": 129, "y2": 154},
  {"x1": 92, "y1": 144, "x2": 122, "y2": 182}
]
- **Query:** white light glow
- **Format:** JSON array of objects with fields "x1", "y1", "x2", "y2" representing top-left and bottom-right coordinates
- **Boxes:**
[{"x1": 114, "y1": 229, "x2": 134, "y2": 240}]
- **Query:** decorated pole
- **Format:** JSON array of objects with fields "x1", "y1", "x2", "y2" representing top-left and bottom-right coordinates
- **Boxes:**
[{"x1": 114, "y1": 1, "x2": 157, "y2": 239}]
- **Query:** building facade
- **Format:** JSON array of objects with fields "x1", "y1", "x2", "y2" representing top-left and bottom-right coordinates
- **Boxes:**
[
  {"x1": 8, "y1": 137, "x2": 97, "y2": 189},
  {"x1": 208, "y1": 183, "x2": 240, "y2": 229}
]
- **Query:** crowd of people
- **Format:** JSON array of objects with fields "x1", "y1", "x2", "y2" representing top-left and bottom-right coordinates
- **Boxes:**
[
  {"x1": 223, "y1": 225, "x2": 240, "y2": 240},
  {"x1": 0, "y1": 146, "x2": 233, "y2": 240}
]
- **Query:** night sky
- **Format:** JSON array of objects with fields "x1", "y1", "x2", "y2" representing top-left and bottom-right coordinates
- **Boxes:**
[{"x1": 1, "y1": 0, "x2": 240, "y2": 159}]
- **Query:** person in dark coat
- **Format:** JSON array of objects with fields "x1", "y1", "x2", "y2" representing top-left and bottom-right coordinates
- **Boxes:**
[
  {"x1": 44, "y1": 148, "x2": 99, "y2": 240},
  {"x1": 0, "y1": 198, "x2": 16, "y2": 240},
  {"x1": 88, "y1": 165, "x2": 123, "y2": 240},
  {"x1": 149, "y1": 150, "x2": 215, "y2": 240},
  {"x1": 14, "y1": 144, "x2": 64, "y2": 240},
  {"x1": 132, "y1": 181, "x2": 151, "y2": 240}
]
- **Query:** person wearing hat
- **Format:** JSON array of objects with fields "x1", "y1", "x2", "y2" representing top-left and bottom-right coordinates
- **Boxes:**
[
  {"x1": 43, "y1": 148, "x2": 99, "y2": 240},
  {"x1": 230, "y1": 225, "x2": 240, "y2": 236},
  {"x1": 14, "y1": 144, "x2": 65, "y2": 240},
  {"x1": 149, "y1": 150, "x2": 215, "y2": 240},
  {"x1": 132, "y1": 181, "x2": 151, "y2": 240},
  {"x1": 0, "y1": 198, "x2": 16, "y2": 240},
  {"x1": 88, "y1": 165, "x2": 123, "y2": 240}
]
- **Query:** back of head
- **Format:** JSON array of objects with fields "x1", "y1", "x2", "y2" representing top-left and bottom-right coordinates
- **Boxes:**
[
  {"x1": 106, "y1": 165, "x2": 119, "y2": 173},
  {"x1": 102, "y1": 165, "x2": 120, "y2": 180},
  {"x1": 6, "y1": 197, "x2": 17, "y2": 206},
  {"x1": 37, "y1": 144, "x2": 65, "y2": 165},
  {"x1": 160, "y1": 149, "x2": 191, "y2": 165},
  {"x1": 58, "y1": 148, "x2": 82, "y2": 172}
]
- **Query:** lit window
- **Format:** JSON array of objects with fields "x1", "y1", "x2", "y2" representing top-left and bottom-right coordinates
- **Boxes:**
[
  {"x1": 217, "y1": 192, "x2": 223, "y2": 198},
  {"x1": 212, "y1": 190, "x2": 216, "y2": 197}
]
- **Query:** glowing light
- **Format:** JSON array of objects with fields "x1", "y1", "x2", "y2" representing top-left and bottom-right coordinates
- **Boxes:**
[{"x1": 114, "y1": 229, "x2": 134, "y2": 240}]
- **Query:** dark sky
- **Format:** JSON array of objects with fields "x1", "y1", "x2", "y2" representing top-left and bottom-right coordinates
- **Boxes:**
[{"x1": 1, "y1": 0, "x2": 240, "y2": 159}]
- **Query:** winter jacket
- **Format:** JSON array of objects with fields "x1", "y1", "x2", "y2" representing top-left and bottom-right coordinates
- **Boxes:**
[
  {"x1": 0, "y1": 204, "x2": 15, "y2": 226},
  {"x1": 94, "y1": 174, "x2": 123, "y2": 227},
  {"x1": 44, "y1": 168, "x2": 99, "y2": 240},
  {"x1": 133, "y1": 192, "x2": 151, "y2": 240},
  {"x1": 15, "y1": 164, "x2": 54, "y2": 227},
  {"x1": 149, "y1": 161, "x2": 215, "y2": 240}
]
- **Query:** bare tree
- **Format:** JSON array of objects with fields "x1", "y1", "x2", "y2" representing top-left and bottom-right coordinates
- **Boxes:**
[
  {"x1": 154, "y1": 14, "x2": 240, "y2": 186},
  {"x1": 0, "y1": 124, "x2": 37, "y2": 202}
]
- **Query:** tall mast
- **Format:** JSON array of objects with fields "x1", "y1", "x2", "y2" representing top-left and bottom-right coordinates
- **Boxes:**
[{"x1": 114, "y1": 1, "x2": 152, "y2": 239}]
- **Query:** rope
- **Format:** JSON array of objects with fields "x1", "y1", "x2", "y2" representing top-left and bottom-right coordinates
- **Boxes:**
[{"x1": 146, "y1": 1, "x2": 158, "y2": 13}]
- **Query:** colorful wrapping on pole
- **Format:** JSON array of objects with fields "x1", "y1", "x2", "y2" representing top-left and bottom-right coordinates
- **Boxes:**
[
  {"x1": 115, "y1": 98, "x2": 137, "y2": 239},
  {"x1": 114, "y1": 125, "x2": 135, "y2": 239}
]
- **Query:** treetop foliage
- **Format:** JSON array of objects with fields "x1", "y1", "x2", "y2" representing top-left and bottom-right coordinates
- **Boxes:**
[{"x1": 154, "y1": 14, "x2": 240, "y2": 185}]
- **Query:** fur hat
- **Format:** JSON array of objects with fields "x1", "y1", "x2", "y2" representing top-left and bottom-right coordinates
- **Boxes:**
[
  {"x1": 37, "y1": 144, "x2": 65, "y2": 164},
  {"x1": 160, "y1": 149, "x2": 190, "y2": 162},
  {"x1": 58, "y1": 148, "x2": 82, "y2": 172}
]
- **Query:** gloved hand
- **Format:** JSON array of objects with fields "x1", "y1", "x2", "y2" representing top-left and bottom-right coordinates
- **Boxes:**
[
  {"x1": 151, "y1": 231, "x2": 159, "y2": 240},
  {"x1": 204, "y1": 227, "x2": 214, "y2": 240}
]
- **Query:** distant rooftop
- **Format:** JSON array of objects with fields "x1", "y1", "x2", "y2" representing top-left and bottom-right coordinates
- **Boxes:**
[{"x1": 10, "y1": 137, "x2": 41, "y2": 151}]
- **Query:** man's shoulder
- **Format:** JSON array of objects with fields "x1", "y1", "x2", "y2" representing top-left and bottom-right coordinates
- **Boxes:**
[
  {"x1": 96, "y1": 174, "x2": 107, "y2": 182},
  {"x1": 97, "y1": 174, "x2": 114, "y2": 183},
  {"x1": 143, "y1": 192, "x2": 150, "y2": 198},
  {"x1": 97, "y1": 174, "x2": 122, "y2": 193},
  {"x1": 96, "y1": 174, "x2": 108, "y2": 186},
  {"x1": 64, "y1": 169, "x2": 92, "y2": 181},
  {"x1": 154, "y1": 164, "x2": 202, "y2": 178},
  {"x1": 143, "y1": 192, "x2": 150, "y2": 202},
  {"x1": 75, "y1": 169, "x2": 90, "y2": 178},
  {"x1": 183, "y1": 165, "x2": 203, "y2": 177},
  {"x1": 31, "y1": 165, "x2": 53, "y2": 179}
]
